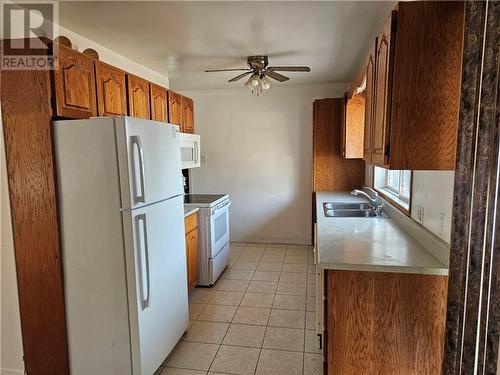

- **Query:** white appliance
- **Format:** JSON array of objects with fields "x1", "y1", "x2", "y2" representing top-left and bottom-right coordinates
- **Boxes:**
[
  {"x1": 53, "y1": 116, "x2": 188, "y2": 375},
  {"x1": 185, "y1": 194, "x2": 230, "y2": 285},
  {"x1": 179, "y1": 133, "x2": 200, "y2": 169}
]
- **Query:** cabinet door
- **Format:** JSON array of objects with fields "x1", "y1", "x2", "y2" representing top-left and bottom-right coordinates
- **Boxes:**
[
  {"x1": 186, "y1": 229, "x2": 198, "y2": 291},
  {"x1": 181, "y1": 96, "x2": 195, "y2": 134},
  {"x1": 95, "y1": 61, "x2": 127, "y2": 116},
  {"x1": 54, "y1": 45, "x2": 97, "y2": 118},
  {"x1": 127, "y1": 74, "x2": 151, "y2": 120},
  {"x1": 340, "y1": 95, "x2": 347, "y2": 158},
  {"x1": 363, "y1": 46, "x2": 376, "y2": 163},
  {"x1": 168, "y1": 91, "x2": 183, "y2": 127},
  {"x1": 372, "y1": 13, "x2": 395, "y2": 167},
  {"x1": 150, "y1": 83, "x2": 168, "y2": 122}
]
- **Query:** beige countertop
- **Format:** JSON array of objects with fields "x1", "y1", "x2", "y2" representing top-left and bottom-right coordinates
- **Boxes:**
[
  {"x1": 315, "y1": 191, "x2": 448, "y2": 276},
  {"x1": 184, "y1": 206, "x2": 199, "y2": 218}
]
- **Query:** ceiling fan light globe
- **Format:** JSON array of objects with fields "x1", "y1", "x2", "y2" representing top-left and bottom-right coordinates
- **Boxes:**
[{"x1": 262, "y1": 82, "x2": 271, "y2": 90}]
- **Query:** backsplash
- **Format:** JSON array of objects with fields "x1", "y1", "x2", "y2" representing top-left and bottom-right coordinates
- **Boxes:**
[{"x1": 365, "y1": 165, "x2": 454, "y2": 243}]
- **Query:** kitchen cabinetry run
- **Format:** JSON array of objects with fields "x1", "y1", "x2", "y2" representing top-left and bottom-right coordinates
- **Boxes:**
[
  {"x1": 126, "y1": 74, "x2": 151, "y2": 120},
  {"x1": 363, "y1": 2, "x2": 465, "y2": 170},
  {"x1": 363, "y1": 46, "x2": 376, "y2": 162},
  {"x1": 54, "y1": 44, "x2": 97, "y2": 118},
  {"x1": 95, "y1": 61, "x2": 127, "y2": 116},
  {"x1": 184, "y1": 212, "x2": 199, "y2": 291},
  {"x1": 150, "y1": 83, "x2": 168, "y2": 122},
  {"x1": 325, "y1": 270, "x2": 448, "y2": 374}
]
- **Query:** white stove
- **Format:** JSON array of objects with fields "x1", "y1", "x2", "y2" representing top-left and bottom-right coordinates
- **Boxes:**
[{"x1": 185, "y1": 194, "x2": 231, "y2": 286}]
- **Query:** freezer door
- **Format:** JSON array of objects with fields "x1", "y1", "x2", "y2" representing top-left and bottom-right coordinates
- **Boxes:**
[
  {"x1": 123, "y1": 195, "x2": 188, "y2": 375},
  {"x1": 116, "y1": 117, "x2": 184, "y2": 209}
]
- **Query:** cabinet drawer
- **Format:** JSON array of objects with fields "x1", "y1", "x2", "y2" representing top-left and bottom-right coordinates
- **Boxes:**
[{"x1": 184, "y1": 212, "x2": 198, "y2": 234}]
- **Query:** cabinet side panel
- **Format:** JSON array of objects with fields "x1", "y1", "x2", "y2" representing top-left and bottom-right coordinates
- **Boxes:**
[
  {"x1": 390, "y1": 2, "x2": 464, "y2": 170},
  {"x1": 53, "y1": 120, "x2": 132, "y2": 374}
]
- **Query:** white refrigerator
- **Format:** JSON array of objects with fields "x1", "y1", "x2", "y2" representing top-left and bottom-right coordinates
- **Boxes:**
[{"x1": 53, "y1": 116, "x2": 188, "y2": 375}]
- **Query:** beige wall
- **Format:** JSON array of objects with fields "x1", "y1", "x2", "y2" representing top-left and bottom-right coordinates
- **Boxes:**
[{"x1": 182, "y1": 83, "x2": 347, "y2": 244}]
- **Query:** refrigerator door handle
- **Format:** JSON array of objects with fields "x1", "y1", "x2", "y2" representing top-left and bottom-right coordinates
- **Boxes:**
[
  {"x1": 135, "y1": 213, "x2": 152, "y2": 310},
  {"x1": 131, "y1": 135, "x2": 146, "y2": 204}
]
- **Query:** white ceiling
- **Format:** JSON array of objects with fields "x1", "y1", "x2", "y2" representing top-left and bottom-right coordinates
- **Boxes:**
[{"x1": 59, "y1": 1, "x2": 396, "y2": 90}]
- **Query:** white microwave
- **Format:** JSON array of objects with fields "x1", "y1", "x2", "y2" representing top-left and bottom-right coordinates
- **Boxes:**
[{"x1": 179, "y1": 133, "x2": 201, "y2": 169}]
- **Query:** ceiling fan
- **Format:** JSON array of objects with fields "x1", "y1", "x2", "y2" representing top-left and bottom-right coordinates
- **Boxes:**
[{"x1": 205, "y1": 55, "x2": 311, "y2": 95}]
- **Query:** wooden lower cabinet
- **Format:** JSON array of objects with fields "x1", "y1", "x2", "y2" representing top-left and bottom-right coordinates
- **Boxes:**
[
  {"x1": 325, "y1": 270, "x2": 448, "y2": 374},
  {"x1": 185, "y1": 212, "x2": 199, "y2": 291}
]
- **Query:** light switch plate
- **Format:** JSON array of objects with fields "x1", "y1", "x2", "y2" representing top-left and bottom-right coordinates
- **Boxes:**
[{"x1": 416, "y1": 205, "x2": 424, "y2": 225}]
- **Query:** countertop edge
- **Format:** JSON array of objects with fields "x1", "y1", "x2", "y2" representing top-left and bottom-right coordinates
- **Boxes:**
[{"x1": 184, "y1": 206, "x2": 199, "y2": 218}]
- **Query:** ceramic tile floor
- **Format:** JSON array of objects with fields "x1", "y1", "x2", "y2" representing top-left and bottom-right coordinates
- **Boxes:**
[{"x1": 159, "y1": 242, "x2": 323, "y2": 375}]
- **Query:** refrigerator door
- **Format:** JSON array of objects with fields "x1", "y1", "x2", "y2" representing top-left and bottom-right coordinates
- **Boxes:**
[
  {"x1": 122, "y1": 195, "x2": 188, "y2": 375},
  {"x1": 116, "y1": 117, "x2": 184, "y2": 210}
]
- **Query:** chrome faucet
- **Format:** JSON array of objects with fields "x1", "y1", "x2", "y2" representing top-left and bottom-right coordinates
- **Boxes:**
[{"x1": 351, "y1": 187, "x2": 384, "y2": 216}]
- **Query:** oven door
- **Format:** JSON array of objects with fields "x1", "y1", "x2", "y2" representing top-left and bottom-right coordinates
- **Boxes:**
[
  {"x1": 210, "y1": 201, "x2": 231, "y2": 257},
  {"x1": 179, "y1": 133, "x2": 200, "y2": 169}
]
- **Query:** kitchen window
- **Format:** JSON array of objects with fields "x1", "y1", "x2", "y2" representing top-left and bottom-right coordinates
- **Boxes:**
[{"x1": 373, "y1": 167, "x2": 412, "y2": 211}]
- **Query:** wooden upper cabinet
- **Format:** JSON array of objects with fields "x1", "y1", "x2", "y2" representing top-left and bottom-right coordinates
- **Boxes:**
[
  {"x1": 150, "y1": 83, "x2": 168, "y2": 122},
  {"x1": 95, "y1": 61, "x2": 127, "y2": 116},
  {"x1": 168, "y1": 91, "x2": 183, "y2": 127},
  {"x1": 343, "y1": 92, "x2": 365, "y2": 159},
  {"x1": 126, "y1": 74, "x2": 151, "y2": 120},
  {"x1": 363, "y1": 46, "x2": 376, "y2": 163},
  {"x1": 364, "y1": 2, "x2": 464, "y2": 170},
  {"x1": 53, "y1": 45, "x2": 97, "y2": 118},
  {"x1": 372, "y1": 12, "x2": 395, "y2": 167},
  {"x1": 182, "y1": 96, "x2": 194, "y2": 134}
]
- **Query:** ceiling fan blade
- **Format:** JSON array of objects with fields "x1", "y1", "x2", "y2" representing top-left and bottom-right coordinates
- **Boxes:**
[
  {"x1": 265, "y1": 71, "x2": 290, "y2": 82},
  {"x1": 228, "y1": 71, "x2": 254, "y2": 82},
  {"x1": 205, "y1": 68, "x2": 252, "y2": 72},
  {"x1": 268, "y1": 66, "x2": 311, "y2": 72}
]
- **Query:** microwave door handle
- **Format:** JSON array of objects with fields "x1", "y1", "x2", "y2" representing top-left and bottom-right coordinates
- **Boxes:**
[
  {"x1": 194, "y1": 141, "x2": 199, "y2": 163},
  {"x1": 131, "y1": 136, "x2": 146, "y2": 204},
  {"x1": 136, "y1": 213, "x2": 151, "y2": 309}
]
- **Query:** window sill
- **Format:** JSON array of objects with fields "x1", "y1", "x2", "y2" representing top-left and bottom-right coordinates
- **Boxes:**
[{"x1": 375, "y1": 187, "x2": 410, "y2": 214}]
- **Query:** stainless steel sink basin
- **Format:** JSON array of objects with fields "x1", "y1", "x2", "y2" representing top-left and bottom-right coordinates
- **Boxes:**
[
  {"x1": 323, "y1": 202, "x2": 371, "y2": 210},
  {"x1": 322, "y1": 202, "x2": 389, "y2": 218}
]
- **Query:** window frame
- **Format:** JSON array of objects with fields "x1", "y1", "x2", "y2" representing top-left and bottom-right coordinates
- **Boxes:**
[{"x1": 373, "y1": 167, "x2": 412, "y2": 215}]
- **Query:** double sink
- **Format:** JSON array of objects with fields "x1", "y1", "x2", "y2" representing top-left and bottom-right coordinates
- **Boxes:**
[{"x1": 323, "y1": 202, "x2": 389, "y2": 218}]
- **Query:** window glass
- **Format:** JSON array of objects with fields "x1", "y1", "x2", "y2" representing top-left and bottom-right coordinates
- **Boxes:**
[{"x1": 374, "y1": 167, "x2": 412, "y2": 209}]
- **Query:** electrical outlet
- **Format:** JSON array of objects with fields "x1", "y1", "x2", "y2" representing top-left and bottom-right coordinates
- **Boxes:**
[
  {"x1": 440, "y1": 213, "x2": 446, "y2": 237},
  {"x1": 416, "y1": 205, "x2": 424, "y2": 225},
  {"x1": 201, "y1": 155, "x2": 206, "y2": 164}
]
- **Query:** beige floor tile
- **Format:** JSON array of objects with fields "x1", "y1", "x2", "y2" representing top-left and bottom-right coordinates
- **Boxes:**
[
  {"x1": 247, "y1": 280, "x2": 278, "y2": 294},
  {"x1": 233, "y1": 261, "x2": 259, "y2": 271},
  {"x1": 306, "y1": 311, "x2": 315, "y2": 330},
  {"x1": 217, "y1": 279, "x2": 250, "y2": 292},
  {"x1": 240, "y1": 292, "x2": 275, "y2": 308},
  {"x1": 287, "y1": 244, "x2": 310, "y2": 251},
  {"x1": 304, "y1": 353, "x2": 323, "y2": 375},
  {"x1": 268, "y1": 309, "x2": 305, "y2": 329},
  {"x1": 166, "y1": 342, "x2": 219, "y2": 371},
  {"x1": 238, "y1": 253, "x2": 263, "y2": 261},
  {"x1": 272, "y1": 294, "x2": 306, "y2": 311},
  {"x1": 184, "y1": 321, "x2": 229, "y2": 344},
  {"x1": 307, "y1": 283, "x2": 316, "y2": 296},
  {"x1": 261, "y1": 253, "x2": 285, "y2": 261},
  {"x1": 233, "y1": 306, "x2": 271, "y2": 326},
  {"x1": 222, "y1": 324, "x2": 266, "y2": 348},
  {"x1": 198, "y1": 305, "x2": 237, "y2": 323},
  {"x1": 189, "y1": 288, "x2": 215, "y2": 304},
  {"x1": 306, "y1": 296, "x2": 316, "y2": 312},
  {"x1": 263, "y1": 327, "x2": 305, "y2": 352},
  {"x1": 189, "y1": 303, "x2": 206, "y2": 321},
  {"x1": 210, "y1": 345, "x2": 260, "y2": 375},
  {"x1": 266, "y1": 243, "x2": 288, "y2": 249},
  {"x1": 282, "y1": 263, "x2": 308, "y2": 273},
  {"x1": 252, "y1": 271, "x2": 280, "y2": 282},
  {"x1": 246, "y1": 243, "x2": 267, "y2": 249},
  {"x1": 242, "y1": 247, "x2": 265, "y2": 255},
  {"x1": 279, "y1": 272, "x2": 307, "y2": 284},
  {"x1": 257, "y1": 262, "x2": 283, "y2": 272},
  {"x1": 286, "y1": 248, "x2": 310, "y2": 257},
  {"x1": 263, "y1": 249, "x2": 287, "y2": 256},
  {"x1": 161, "y1": 367, "x2": 206, "y2": 375},
  {"x1": 307, "y1": 273, "x2": 316, "y2": 284},
  {"x1": 276, "y1": 282, "x2": 307, "y2": 296},
  {"x1": 284, "y1": 256, "x2": 308, "y2": 264},
  {"x1": 305, "y1": 330, "x2": 322, "y2": 354},
  {"x1": 256, "y1": 349, "x2": 303, "y2": 375},
  {"x1": 226, "y1": 269, "x2": 254, "y2": 280},
  {"x1": 209, "y1": 291, "x2": 244, "y2": 306}
]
